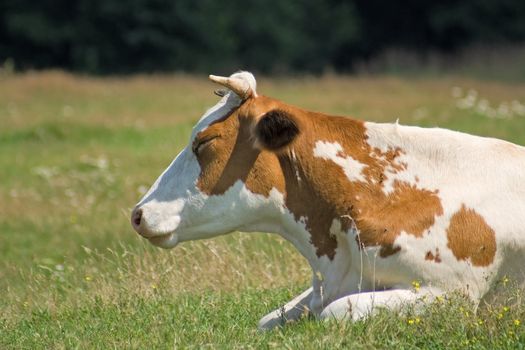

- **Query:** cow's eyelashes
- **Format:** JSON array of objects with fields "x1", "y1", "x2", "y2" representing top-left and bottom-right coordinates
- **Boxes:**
[
  {"x1": 214, "y1": 89, "x2": 227, "y2": 97},
  {"x1": 192, "y1": 135, "x2": 219, "y2": 156}
]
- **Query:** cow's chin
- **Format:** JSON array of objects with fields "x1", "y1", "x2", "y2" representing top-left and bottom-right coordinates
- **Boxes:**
[{"x1": 148, "y1": 233, "x2": 179, "y2": 249}]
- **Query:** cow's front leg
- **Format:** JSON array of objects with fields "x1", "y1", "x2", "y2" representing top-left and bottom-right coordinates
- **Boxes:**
[
  {"x1": 258, "y1": 287, "x2": 313, "y2": 330},
  {"x1": 320, "y1": 287, "x2": 444, "y2": 321}
]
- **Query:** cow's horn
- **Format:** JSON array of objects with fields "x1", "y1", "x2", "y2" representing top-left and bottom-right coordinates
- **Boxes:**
[{"x1": 209, "y1": 75, "x2": 253, "y2": 99}]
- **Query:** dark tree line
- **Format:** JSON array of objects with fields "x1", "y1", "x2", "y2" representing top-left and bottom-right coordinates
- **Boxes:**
[{"x1": 0, "y1": 0, "x2": 524, "y2": 74}]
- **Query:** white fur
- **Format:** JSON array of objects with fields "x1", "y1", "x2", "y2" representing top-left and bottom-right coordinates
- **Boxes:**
[
  {"x1": 319, "y1": 287, "x2": 443, "y2": 321},
  {"x1": 313, "y1": 141, "x2": 367, "y2": 182}
]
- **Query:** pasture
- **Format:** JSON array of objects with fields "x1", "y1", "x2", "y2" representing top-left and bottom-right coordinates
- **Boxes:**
[{"x1": 2, "y1": 71, "x2": 525, "y2": 348}]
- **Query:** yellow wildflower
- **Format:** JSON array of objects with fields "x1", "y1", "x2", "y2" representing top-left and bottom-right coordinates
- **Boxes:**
[
  {"x1": 84, "y1": 275, "x2": 92, "y2": 281},
  {"x1": 412, "y1": 281, "x2": 420, "y2": 292},
  {"x1": 459, "y1": 307, "x2": 469, "y2": 317},
  {"x1": 514, "y1": 319, "x2": 521, "y2": 326}
]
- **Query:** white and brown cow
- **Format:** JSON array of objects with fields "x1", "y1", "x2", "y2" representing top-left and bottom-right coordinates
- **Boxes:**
[{"x1": 131, "y1": 71, "x2": 525, "y2": 330}]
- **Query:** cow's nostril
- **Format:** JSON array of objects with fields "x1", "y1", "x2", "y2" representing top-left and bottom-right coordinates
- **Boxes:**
[{"x1": 131, "y1": 208, "x2": 143, "y2": 229}]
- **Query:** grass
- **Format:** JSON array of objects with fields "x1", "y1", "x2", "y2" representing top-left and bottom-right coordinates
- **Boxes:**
[
  {"x1": 4, "y1": 290, "x2": 525, "y2": 349},
  {"x1": 1, "y1": 71, "x2": 525, "y2": 349}
]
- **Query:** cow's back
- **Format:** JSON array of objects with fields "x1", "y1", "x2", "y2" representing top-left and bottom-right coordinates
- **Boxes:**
[{"x1": 355, "y1": 122, "x2": 525, "y2": 299}]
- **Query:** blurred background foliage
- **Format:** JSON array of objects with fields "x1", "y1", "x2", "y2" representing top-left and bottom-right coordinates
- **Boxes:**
[{"x1": 0, "y1": 0, "x2": 524, "y2": 75}]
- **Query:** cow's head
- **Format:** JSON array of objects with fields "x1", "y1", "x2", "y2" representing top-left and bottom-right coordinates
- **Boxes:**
[{"x1": 131, "y1": 72, "x2": 301, "y2": 248}]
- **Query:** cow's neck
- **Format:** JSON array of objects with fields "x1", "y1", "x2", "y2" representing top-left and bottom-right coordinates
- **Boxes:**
[{"x1": 276, "y1": 115, "x2": 361, "y2": 257}]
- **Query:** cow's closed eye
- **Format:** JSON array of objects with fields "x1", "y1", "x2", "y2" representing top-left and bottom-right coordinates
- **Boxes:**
[{"x1": 192, "y1": 135, "x2": 220, "y2": 156}]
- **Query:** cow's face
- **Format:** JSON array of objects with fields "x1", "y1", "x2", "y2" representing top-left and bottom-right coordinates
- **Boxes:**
[{"x1": 131, "y1": 72, "x2": 299, "y2": 248}]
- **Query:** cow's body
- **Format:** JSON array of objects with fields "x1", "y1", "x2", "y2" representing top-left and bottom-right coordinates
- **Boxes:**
[{"x1": 131, "y1": 72, "x2": 525, "y2": 329}]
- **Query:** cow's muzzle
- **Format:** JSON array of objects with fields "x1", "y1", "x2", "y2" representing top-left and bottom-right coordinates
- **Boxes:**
[{"x1": 130, "y1": 206, "x2": 180, "y2": 249}]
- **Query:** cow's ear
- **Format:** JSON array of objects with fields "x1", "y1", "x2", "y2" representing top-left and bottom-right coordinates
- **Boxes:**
[{"x1": 253, "y1": 109, "x2": 300, "y2": 151}]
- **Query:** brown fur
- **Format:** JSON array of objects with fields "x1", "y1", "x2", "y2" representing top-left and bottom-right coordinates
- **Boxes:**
[
  {"x1": 425, "y1": 248, "x2": 442, "y2": 263},
  {"x1": 446, "y1": 204, "x2": 496, "y2": 267},
  {"x1": 195, "y1": 110, "x2": 285, "y2": 197}
]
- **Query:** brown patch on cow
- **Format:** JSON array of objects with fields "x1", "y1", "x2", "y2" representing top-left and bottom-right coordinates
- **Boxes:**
[
  {"x1": 425, "y1": 248, "x2": 442, "y2": 263},
  {"x1": 380, "y1": 244, "x2": 401, "y2": 258},
  {"x1": 282, "y1": 170, "x2": 339, "y2": 259},
  {"x1": 194, "y1": 94, "x2": 444, "y2": 260},
  {"x1": 446, "y1": 204, "x2": 496, "y2": 267},
  {"x1": 353, "y1": 181, "x2": 443, "y2": 254}
]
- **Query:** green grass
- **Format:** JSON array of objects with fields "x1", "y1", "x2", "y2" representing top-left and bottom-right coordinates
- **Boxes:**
[
  {"x1": 1, "y1": 71, "x2": 525, "y2": 348},
  {"x1": 4, "y1": 288, "x2": 525, "y2": 349}
]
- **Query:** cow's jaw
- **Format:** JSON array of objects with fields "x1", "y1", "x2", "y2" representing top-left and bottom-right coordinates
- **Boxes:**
[
  {"x1": 148, "y1": 232, "x2": 180, "y2": 249},
  {"x1": 137, "y1": 177, "x2": 292, "y2": 249}
]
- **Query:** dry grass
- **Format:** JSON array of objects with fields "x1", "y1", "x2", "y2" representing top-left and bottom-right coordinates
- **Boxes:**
[{"x1": 3, "y1": 71, "x2": 525, "y2": 129}]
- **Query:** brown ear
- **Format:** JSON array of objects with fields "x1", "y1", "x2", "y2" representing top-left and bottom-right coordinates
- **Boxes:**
[{"x1": 254, "y1": 109, "x2": 300, "y2": 151}]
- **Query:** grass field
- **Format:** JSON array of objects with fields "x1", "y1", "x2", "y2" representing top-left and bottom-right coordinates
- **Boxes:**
[{"x1": 2, "y1": 71, "x2": 525, "y2": 349}]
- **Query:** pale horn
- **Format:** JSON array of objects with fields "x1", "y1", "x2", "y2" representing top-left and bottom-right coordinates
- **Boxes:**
[{"x1": 209, "y1": 75, "x2": 253, "y2": 100}]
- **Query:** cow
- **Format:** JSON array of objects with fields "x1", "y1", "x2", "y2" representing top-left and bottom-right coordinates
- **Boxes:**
[{"x1": 131, "y1": 71, "x2": 525, "y2": 330}]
